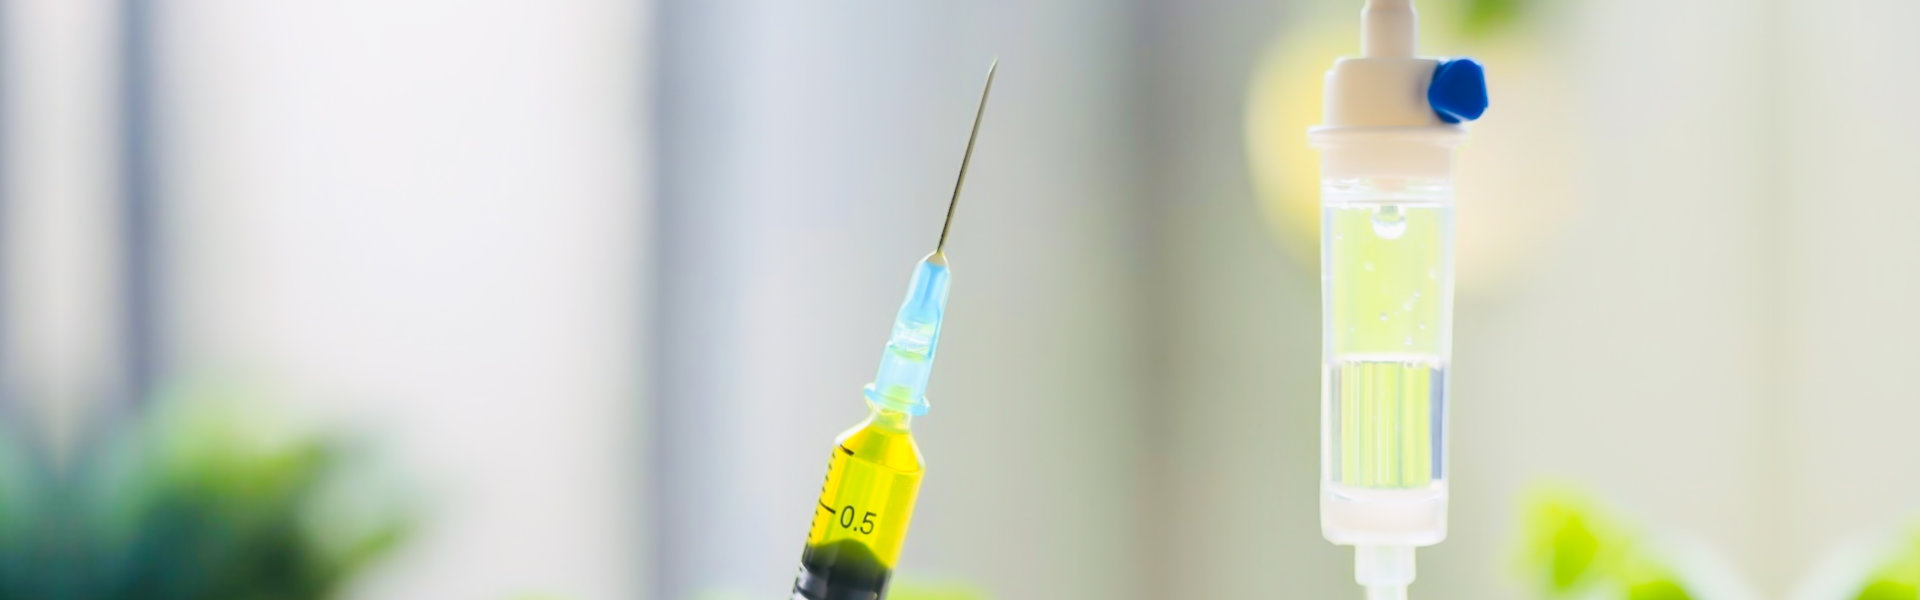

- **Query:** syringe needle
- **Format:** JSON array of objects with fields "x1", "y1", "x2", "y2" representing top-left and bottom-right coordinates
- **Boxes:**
[{"x1": 936, "y1": 59, "x2": 997, "y2": 254}]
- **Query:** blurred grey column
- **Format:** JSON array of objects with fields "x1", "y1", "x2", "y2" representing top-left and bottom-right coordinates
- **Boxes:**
[
  {"x1": 1134, "y1": 1, "x2": 1340, "y2": 598},
  {"x1": 114, "y1": 0, "x2": 160, "y2": 409},
  {"x1": 0, "y1": 0, "x2": 10, "y2": 418},
  {"x1": 0, "y1": 0, "x2": 126, "y2": 448},
  {"x1": 654, "y1": 1, "x2": 1154, "y2": 598}
]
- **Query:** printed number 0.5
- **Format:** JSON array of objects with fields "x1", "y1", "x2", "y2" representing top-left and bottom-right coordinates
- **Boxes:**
[{"x1": 837, "y1": 506, "x2": 878, "y2": 535}]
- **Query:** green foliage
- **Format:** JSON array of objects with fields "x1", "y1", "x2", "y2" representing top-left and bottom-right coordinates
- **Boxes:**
[
  {"x1": 1458, "y1": 0, "x2": 1535, "y2": 39},
  {"x1": 1856, "y1": 580, "x2": 1918, "y2": 600},
  {"x1": 0, "y1": 431, "x2": 53, "y2": 600},
  {"x1": 1854, "y1": 529, "x2": 1920, "y2": 600},
  {"x1": 1518, "y1": 485, "x2": 1692, "y2": 600},
  {"x1": 1628, "y1": 580, "x2": 1691, "y2": 600},
  {"x1": 1543, "y1": 505, "x2": 1600, "y2": 588},
  {"x1": 0, "y1": 387, "x2": 412, "y2": 600},
  {"x1": 695, "y1": 580, "x2": 987, "y2": 600},
  {"x1": 889, "y1": 581, "x2": 989, "y2": 600}
]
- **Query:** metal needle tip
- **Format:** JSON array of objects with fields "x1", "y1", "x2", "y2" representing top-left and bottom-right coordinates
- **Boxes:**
[{"x1": 935, "y1": 59, "x2": 996, "y2": 254}]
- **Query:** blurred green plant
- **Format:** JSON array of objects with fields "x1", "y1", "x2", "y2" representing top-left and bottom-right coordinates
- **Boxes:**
[
  {"x1": 1853, "y1": 529, "x2": 1920, "y2": 600},
  {"x1": 1518, "y1": 485, "x2": 1693, "y2": 600},
  {"x1": 698, "y1": 580, "x2": 987, "y2": 600},
  {"x1": 0, "y1": 385, "x2": 413, "y2": 600},
  {"x1": 0, "y1": 426, "x2": 53, "y2": 600},
  {"x1": 888, "y1": 581, "x2": 988, "y2": 600},
  {"x1": 1458, "y1": 0, "x2": 1537, "y2": 39}
]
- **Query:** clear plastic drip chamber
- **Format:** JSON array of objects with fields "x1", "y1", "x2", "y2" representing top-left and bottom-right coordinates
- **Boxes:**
[{"x1": 1319, "y1": 173, "x2": 1453, "y2": 549}]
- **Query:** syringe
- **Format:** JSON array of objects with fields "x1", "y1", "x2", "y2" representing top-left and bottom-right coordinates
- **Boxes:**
[
  {"x1": 1309, "y1": 1, "x2": 1486, "y2": 599},
  {"x1": 789, "y1": 60, "x2": 996, "y2": 600}
]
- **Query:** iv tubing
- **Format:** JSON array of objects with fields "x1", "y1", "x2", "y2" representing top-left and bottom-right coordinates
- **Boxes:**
[{"x1": 1361, "y1": 0, "x2": 1414, "y2": 58}]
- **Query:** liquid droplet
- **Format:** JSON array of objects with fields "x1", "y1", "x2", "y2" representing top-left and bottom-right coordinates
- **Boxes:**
[
  {"x1": 1404, "y1": 336, "x2": 1413, "y2": 346},
  {"x1": 1371, "y1": 205, "x2": 1408, "y2": 240},
  {"x1": 1378, "y1": 313, "x2": 1388, "y2": 322},
  {"x1": 1363, "y1": 262, "x2": 1375, "y2": 272}
]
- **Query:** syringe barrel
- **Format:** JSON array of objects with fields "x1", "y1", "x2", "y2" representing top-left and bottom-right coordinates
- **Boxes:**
[{"x1": 1313, "y1": 130, "x2": 1459, "y2": 548}]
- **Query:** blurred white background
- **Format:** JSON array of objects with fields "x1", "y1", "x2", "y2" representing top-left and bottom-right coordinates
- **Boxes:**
[
  {"x1": 5, "y1": 0, "x2": 648, "y2": 598},
  {"x1": 5, "y1": 0, "x2": 1920, "y2": 599}
]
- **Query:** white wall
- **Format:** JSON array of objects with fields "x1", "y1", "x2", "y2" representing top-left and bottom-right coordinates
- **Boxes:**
[
  {"x1": 1777, "y1": 0, "x2": 1920, "y2": 590},
  {"x1": 155, "y1": 1, "x2": 650, "y2": 598}
]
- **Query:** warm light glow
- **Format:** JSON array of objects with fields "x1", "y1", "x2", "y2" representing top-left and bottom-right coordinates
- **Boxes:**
[{"x1": 1245, "y1": 8, "x2": 1578, "y2": 295}]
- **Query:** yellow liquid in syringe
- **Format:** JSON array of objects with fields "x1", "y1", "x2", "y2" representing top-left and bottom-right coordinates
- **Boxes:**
[{"x1": 791, "y1": 409, "x2": 924, "y2": 600}]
